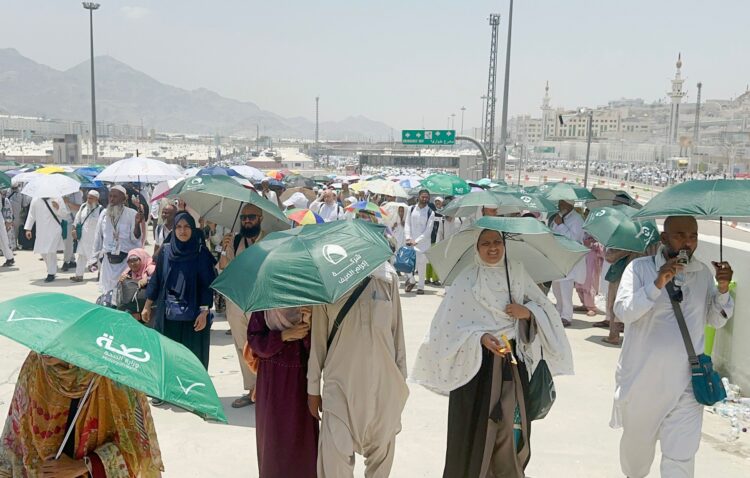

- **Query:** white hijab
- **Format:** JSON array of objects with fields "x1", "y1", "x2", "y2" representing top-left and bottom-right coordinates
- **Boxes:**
[{"x1": 411, "y1": 245, "x2": 574, "y2": 395}]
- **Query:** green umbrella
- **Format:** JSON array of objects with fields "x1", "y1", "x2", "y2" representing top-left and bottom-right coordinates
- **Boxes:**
[
  {"x1": 534, "y1": 182, "x2": 595, "y2": 202},
  {"x1": 632, "y1": 179, "x2": 750, "y2": 260},
  {"x1": 476, "y1": 178, "x2": 493, "y2": 187},
  {"x1": 0, "y1": 171, "x2": 10, "y2": 189},
  {"x1": 169, "y1": 175, "x2": 290, "y2": 233},
  {"x1": 490, "y1": 183, "x2": 524, "y2": 193},
  {"x1": 589, "y1": 187, "x2": 641, "y2": 209},
  {"x1": 440, "y1": 190, "x2": 557, "y2": 217},
  {"x1": 421, "y1": 174, "x2": 470, "y2": 196},
  {"x1": 0, "y1": 293, "x2": 227, "y2": 423},
  {"x1": 426, "y1": 217, "x2": 588, "y2": 285},
  {"x1": 583, "y1": 206, "x2": 659, "y2": 252},
  {"x1": 212, "y1": 220, "x2": 393, "y2": 313}
]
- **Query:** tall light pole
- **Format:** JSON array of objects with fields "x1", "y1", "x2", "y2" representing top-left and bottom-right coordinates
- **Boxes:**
[
  {"x1": 460, "y1": 106, "x2": 466, "y2": 135},
  {"x1": 450, "y1": 113, "x2": 456, "y2": 131},
  {"x1": 496, "y1": 0, "x2": 514, "y2": 180},
  {"x1": 583, "y1": 108, "x2": 594, "y2": 188},
  {"x1": 83, "y1": 2, "x2": 100, "y2": 165},
  {"x1": 480, "y1": 96, "x2": 487, "y2": 139}
]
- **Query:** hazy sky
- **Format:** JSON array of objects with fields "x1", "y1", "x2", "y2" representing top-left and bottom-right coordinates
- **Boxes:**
[{"x1": 2, "y1": 0, "x2": 748, "y2": 131}]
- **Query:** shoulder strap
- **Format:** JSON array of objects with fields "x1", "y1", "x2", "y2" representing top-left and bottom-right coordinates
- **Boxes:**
[
  {"x1": 665, "y1": 281, "x2": 698, "y2": 365},
  {"x1": 42, "y1": 199, "x2": 62, "y2": 227},
  {"x1": 327, "y1": 277, "x2": 372, "y2": 350},
  {"x1": 233, "y1": 233, "x2": 242, "y2": 253},
  {"x1": 82, "y1": 205, "x2": 100, "y2": 225}
]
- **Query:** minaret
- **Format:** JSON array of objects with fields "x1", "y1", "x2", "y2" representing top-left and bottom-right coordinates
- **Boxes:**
[
  {"x1": 541, "y1": 81, "x2": 551, "y2": 140},
  {"x1": 667, "y1": 53, "x2": 686, "y2": 144}
]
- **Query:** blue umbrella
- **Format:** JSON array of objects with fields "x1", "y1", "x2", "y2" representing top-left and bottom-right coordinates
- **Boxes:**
[{"x1": 196, "y1": 166, "x2": 242, "y2": 177}]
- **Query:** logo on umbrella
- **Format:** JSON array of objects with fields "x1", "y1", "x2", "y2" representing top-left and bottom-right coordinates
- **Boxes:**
[
  {"x1": 177, "y1": 376, "x2": 206, "y2": 396},
  {"x1": 97, "y1": 333, "x2": 151, "y2": 370},
  {"x1": 521, "y1": 196, "x2": 533, "y2": 204},
  {"x1": 322, "y1": 244, "x2": 348, "y2": 265},
  {"x1": 188, "y1": 177, "x2": 203, "y2": 186}
]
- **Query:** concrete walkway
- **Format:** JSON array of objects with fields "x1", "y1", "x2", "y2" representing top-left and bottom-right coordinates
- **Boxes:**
[{"x1": 0, "y1": 249, "x2": 748, "y2": 477}]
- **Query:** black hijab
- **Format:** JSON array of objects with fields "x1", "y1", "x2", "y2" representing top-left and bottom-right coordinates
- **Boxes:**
[{"x1": 167, "y1": 211, "x2": 204, "y2": 262}]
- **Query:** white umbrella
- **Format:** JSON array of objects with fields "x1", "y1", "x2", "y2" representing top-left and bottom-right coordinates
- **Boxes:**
[
  {"x1": 231, "y1": 165, "x2": 265, "y2": 181},
  {"x1": 11, "y1": 172, "x2": 44, "y2": 186},
  {"x1": 364, "y1": 179, "x2": 408, "y2": 198},
  {"x1": 150, "y1": 179, "x2": 181, "y2": 203},
  {"x1": 21, "y1": 174, "x2": 81, "y2": 199},
  {"x1": 95, "y1": 157, "x2": 183, "y2": 183}
]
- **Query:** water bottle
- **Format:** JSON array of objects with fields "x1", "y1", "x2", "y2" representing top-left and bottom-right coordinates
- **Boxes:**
[{"x1": 674, "y1": 249, "x2": 689, "y2": 287}]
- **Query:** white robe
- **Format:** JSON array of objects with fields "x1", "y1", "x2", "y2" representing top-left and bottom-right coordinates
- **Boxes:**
[
  {"x1": 73, "y1": 202, "x2": 102, "y2": 259},
  {"x1": 611, "y1": 249, "x2": 733, "y2": 429},
  {"x1": 93, "y1": 207, "x2": 141, "y2": 294},
  {"x1": 404, "y1": 205, "x2": 434, "y2": 253},
  {"x1": 412, "y1": 257, "x2": 574, "y2": 395},
  {"x1": 23, "y1": 198, "x2": 68, "y2": 255},
  {"x1": 318, "y1": 202, "x2": 343, "y2": 222},
  {"x1": 551, "y1": 210, "x2": 586, "y2": 283}
]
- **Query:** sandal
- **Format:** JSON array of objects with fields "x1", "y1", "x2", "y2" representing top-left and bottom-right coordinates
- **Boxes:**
[
  {"x1": 592, "y1": 320, "x2": 610, "y2": 329},
  {"x1": 601, "y1": 337, "x2": 621, "y2": 346},
  {"x1": 232, "y1": 394, "x2": 254, "y2": 408}
]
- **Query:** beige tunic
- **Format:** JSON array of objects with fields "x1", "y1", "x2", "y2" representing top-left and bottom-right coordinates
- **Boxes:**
[{"x1": 308, "y1": 273, "x2": 409, "y2": 451}]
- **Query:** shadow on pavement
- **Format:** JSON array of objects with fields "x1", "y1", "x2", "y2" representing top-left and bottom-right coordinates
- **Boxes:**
[{"x1": 584, "y1": 335, "x2": 621, "y2": 348}]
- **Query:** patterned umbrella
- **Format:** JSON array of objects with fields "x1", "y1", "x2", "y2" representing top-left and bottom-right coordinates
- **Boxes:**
[
  {"x1": 286, "y1": 208, "x2": 325, "y2": 225},
  {"x1": 345, "y1": 200, "x2": 388, "y2": 218}
]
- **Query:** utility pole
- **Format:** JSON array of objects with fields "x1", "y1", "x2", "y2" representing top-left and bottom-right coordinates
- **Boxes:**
[
  {"x1": 496, "y1": 0, "x2": 514, "y2": 181},
  {"x1": 451, "y1": 113, "x2": 456, "y2": 131},
  {"x1": 480, "y1": 96, "x2": 487, "y2": 140},
  {"x1": 82, "y1": 2, "x2": 100, "y2": 165},
  {"x1": 584, "y1": 109, "x2": 593, "y2": 188},
  {"x1": 315, "y1": 96, "x2": 320, "y2": 163},
  {"x1": 483, "y1": 14, "x2": 501, "y2": 178},
  {"x1": 460, "y1": 106, "x2": 466, "y2": 135}
]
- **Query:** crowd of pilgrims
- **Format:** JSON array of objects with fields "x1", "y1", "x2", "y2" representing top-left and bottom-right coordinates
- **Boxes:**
[{"x1": 0, "y1": 176, "x2": 734, "y2": 478}]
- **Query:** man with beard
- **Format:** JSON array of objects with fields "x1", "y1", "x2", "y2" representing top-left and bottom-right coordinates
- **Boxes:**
[
  {"x1": 612, "y1": 216, "x2": 734, "y2": 478},
  {"x1": 153, "y1": 203, "x2": 177, "y2": 257},
  {"x1": 92, "y1": 185, "x2": 143, "y2": 295},
  {"x1": 69, "y1": 190, "x2": 102, "y2": 282},
  {"x1": 550, "y1": 199, "x2": 586, "y2": 327},
  {"x1": 217, "y1": 203, "x2": 264, "y2": 408}
]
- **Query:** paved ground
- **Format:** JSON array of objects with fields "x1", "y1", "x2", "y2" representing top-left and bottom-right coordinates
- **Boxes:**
[{"x1": 1, "y1": 250, "x2": 748, "y2": 477}]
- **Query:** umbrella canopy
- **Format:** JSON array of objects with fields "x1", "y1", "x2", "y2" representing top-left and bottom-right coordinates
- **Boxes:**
[
  {"x1": 36, "y1": 165, "x2": 72, "y2": 174},
  {"x1": 54, "y1": 171, "x2": 102, "y2": 189},
  {"x1": 169, "y1": 175, "x2": 290, "y2": 233},
  {"x1": 284, "y1": 174, "x2": 317, "y2": 189},
  {"x1": 632, "y1": 179, "x2": 750, "y2": 221},
  {"x1": 490, "y1": 183, "x2": 525, "y2": 193},
  {"x1": 21, "y1": 173, "x2": 81, "y2": 199},
  {"x1": 0, "y1": 293, "x2": 227, "y2": 423},
  {"x1": 363, "y1": 179, "x2": 408, "y2": 198},
  {"x1": 440, "y1": 190, "x2": 557, "y2": 218},
  {"x1": 421, "y1": 174, "x2": 470, "y2": 196},
  {"x1": 280, "y1": 187, "x2": 317, "y2": 203},
  {"x1": 212, "y1": 220, "x2": 393, "y2": 313},
  {"x1": 399, "y1": 176, "x2": 423, "y2": 189},
  {"x1": 95, "y1": 157, "x2": 183, "y2": 183},
  {"x1": 150, "y1": 179, "x2": 181, "y2": 203},
  {"x1": 589, "y1": 187, "x2": 641, "y2": 209},
  {"x1": 0, "y1": 171, "x2": 10, "y2": 189},
  {"x1": 426, "y1": 217, "x2": 588, "y2": 285},
  {"x1": 266, "y1": 170, "x2": 285, "y2": 180},
  {"x1": 286, "y1": 208, "x2": 324, "y2": 225},
  {"x1": 534, "y1": 182, "x2": 595, "y2": 202},
  {"x1": 311, "y1": 174, "x2": 333, "y2": 183},
  {"x1": 345, "y1": 200, "x2": 388, "y2": 218},
  {"x1": 583, "y1": 206, "x2": 659, "y2": 252},
  {"x1": 196, "y1": 165, "x2": 242, "y2": 177},
  {"x1": 10, "y1": 171, "x2": 45, "y2": 185},
  {"x1": 74, "y1": 166, "x2": 104, "y2": 178},
  {"x1": 231, "y1": 165, "x2": 266, "y2": 181}
]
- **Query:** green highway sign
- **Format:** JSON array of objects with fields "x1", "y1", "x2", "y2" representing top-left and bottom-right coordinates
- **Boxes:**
[{"x1": 402, "y1": 129, "x2": 456, "y2": 145}]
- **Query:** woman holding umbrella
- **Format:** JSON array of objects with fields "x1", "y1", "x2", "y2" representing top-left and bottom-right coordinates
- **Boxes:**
[
  {"x1": 142, "y1": 212, "x2": 217, "y2": 372},
  {"x1": 412, "y1": 228, "x2": 573, "y2": 478},
  {"x1": 0, "y1": 352, "x2": 163, "y2": 477}
]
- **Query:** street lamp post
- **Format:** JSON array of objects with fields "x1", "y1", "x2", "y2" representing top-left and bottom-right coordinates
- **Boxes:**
[
  {"x1": 460, "y1": 106, "x2": 466, "y2": 135},
  {"x1": 584, "y1": 109, "x2": 593, "y2": 188},
  {"x1": 82, "y1": 2, "x2": 100, "y2": 165},
  {"x1": 496, "y1": 0, "x2": 515, "y2": 180}
]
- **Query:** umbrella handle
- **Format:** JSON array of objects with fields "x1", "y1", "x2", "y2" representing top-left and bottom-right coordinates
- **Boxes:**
[
  {"x1": 230, "y1": 202, "x2": 243, "y2": 234},
  {"x1": 55, "y1": 378, "x2": 97, "y2": 460},
  {"x1": 503, "y1": 232, "x2": 513, "y2": 304},
  {"x1": 720, "y1": 217, "x2": 723, "y2": 263}
]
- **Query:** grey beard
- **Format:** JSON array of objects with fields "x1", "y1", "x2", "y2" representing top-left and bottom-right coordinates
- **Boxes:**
[{"x1": 107, "y1": 203, "x2": 124, "y2": 223}]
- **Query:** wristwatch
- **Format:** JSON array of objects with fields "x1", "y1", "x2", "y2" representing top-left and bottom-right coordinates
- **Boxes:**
[{"x1": 199, "y1": 306, "x2": 209, "y2": 312}]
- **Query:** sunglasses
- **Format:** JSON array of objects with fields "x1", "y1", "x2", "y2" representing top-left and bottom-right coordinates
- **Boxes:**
[{"x1": 240, "y1": 214, "x2": 260, "y2": 221}]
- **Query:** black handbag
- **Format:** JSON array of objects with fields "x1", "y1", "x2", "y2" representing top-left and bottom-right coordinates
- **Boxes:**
[
  {"x1": 527, "y1": 350, "x2": 556, "y2": 420},
  {"x1": 107, "y1": 252, "x2": 128, "y2": 264},
  {"x1": 116, "y1": 279, "x2": 147, "y2": 313}
]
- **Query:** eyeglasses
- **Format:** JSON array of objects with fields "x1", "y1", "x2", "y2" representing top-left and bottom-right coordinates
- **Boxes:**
[{"x1": 240, "y1": 214, "x2": 260, "y2": 221}]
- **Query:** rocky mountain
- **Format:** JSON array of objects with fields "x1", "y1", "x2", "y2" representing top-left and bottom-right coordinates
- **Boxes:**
[{"x1": 0, "y1": 48, "x2": 393, "y2": 140}]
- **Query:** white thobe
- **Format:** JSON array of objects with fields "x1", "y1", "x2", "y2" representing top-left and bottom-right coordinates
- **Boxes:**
[
  {"x1": 551, "y1": 210, "x2": 586, "y2": 321},
  {"x1": 309, "y1": 271, "x2": 409, "y2": 477},
  {"x1": 73, "y1": 203, "x2": 102, "y2": 276},
  {"x1": 404, "y1": 205, "x2": 435, "y2": 290},
  {"x1": 261, "y1": 189, "x2": 278, "y2": 207},
  {"x1": 23, "y1": 198, "x2": 68, "y2": 255},
  {"x1": 93, "y1": 207, "x2": 141, "y2": 294},
  {"x1": 612, "y1": 254, "x2": 733, "y2": 478},
  {"x1": 318, "y1": 203, "x2": 344, "y2": 222},
  {"x1": 0, "y1": 198, "x2": 13, "y2": 260}
]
